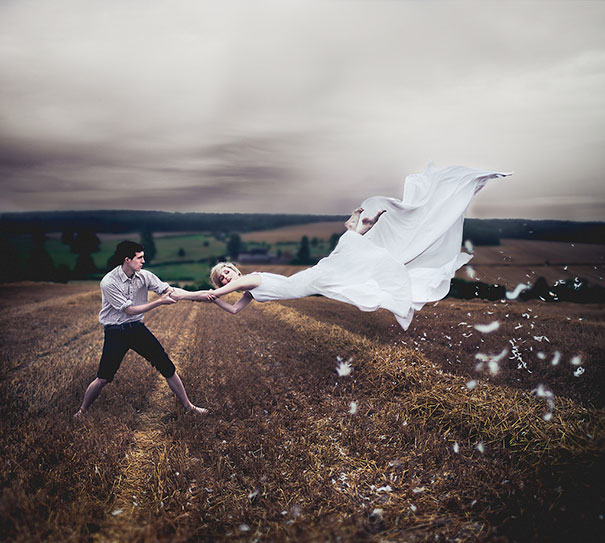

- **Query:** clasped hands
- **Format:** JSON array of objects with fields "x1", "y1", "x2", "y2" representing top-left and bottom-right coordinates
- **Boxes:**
[{"x1": 162, "y1": 287, "x2": 216, "y2": 304}]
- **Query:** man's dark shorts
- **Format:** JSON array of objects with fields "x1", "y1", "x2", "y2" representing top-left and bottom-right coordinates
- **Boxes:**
[{"x1": 97, "y1": 321, "x2": 176, "y2": 382}]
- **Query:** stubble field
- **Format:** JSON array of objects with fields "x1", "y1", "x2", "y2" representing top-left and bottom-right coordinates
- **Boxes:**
[{"x1": 0, "y1": 277, "x2": 603, "y2": 543}]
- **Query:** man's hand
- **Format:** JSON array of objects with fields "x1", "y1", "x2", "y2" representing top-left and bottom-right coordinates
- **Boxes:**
[
  {"x1": 159, "y1": 292, "x2": 178, "y2": 305},
  {"x1": 170, "y1": 288, "x2": 185, "y2": 301}
]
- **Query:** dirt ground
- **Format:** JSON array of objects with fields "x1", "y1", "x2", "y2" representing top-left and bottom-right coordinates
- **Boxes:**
[{"x1": 0, "y1": 281, "x2": 603, "y2": 543}]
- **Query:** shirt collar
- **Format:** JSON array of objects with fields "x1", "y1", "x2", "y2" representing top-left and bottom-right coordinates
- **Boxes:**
[{"x1": 117, "y1": 266, "x2": 141, "y2": 282}]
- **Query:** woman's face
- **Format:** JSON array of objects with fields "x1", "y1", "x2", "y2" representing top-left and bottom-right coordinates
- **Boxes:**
[{"x1": 219, "y1": 266, "x2": 241, "y2": 286}]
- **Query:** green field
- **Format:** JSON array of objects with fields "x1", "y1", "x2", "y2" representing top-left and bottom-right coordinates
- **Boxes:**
[
  {"x1": 4, "y1": 229, "x2": 339, "y2": 283},
  {"x1": 150, "y1": 233, "x2": 226, "y2": 264},
  {"x1": 5, "y1": 232, "x2": 227, "y2": 282}
]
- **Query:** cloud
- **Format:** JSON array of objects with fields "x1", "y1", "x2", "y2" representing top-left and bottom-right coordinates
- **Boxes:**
[{"x1": 0, "y1": 1, "x2": 604, "y2": 218}]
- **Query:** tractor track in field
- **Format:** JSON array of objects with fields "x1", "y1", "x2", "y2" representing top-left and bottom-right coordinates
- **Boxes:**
[{"x1": 93, "y1": 302, "x2": 205, "y2": 542}]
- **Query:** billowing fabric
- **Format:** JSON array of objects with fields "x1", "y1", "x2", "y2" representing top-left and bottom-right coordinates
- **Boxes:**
[{"x1": 250, "y1": 163, "x2": 511, "y2": 329}]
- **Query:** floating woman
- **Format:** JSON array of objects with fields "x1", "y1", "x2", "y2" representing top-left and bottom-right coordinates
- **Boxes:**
[{"x1": 172, "y1": 164, "x2": 511, "y2": 329}]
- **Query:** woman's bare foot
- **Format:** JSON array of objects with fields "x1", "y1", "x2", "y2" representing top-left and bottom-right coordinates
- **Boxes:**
[
  {"x1": 359, "y1": 209, "x2": 387, "y2": 235},
  {"x1": 345, "y1": 207, "x2": 364, "y2": 231},
  {"x1": 73, "y1": 408, "x2": 85, "y2": 419}
]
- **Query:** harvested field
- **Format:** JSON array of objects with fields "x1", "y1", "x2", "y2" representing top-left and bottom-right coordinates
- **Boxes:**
[
  {"x1": 241, "y1": 221, "x2": 346, "y2": 243},
  {"x1": 0, "y1": 281, "x2": 603, "y2": 542},
  {"x1": 457, "y1": 239, "x2": 605, "y2": 287},
  {"x1": 243, "y1": 221, "x2": 604, "y2": 287}
]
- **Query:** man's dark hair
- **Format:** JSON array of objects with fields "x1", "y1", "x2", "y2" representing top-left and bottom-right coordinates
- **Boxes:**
[{"x1": 114, "y1": 240, "x2": 144, "y2": 264}]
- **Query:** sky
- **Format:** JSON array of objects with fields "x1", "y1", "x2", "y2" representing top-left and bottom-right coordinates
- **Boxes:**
[{"x1": 1, "y1": 0, "x2": 604, "y2": 220}]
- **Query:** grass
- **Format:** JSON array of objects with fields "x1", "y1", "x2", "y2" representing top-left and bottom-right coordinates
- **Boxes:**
[
  {"x1": 145, "y1": 262, "x2": 212, "y2": 285},
  {"x1": 151, "y1": 233, "x2": 225, "y2": 264},
  {"x1": 0, "y1": 282, "x2": 602, "y2": 542}
]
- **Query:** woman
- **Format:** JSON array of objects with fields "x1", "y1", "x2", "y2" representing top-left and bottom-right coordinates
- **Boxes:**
[{"x1": 174, "y1": 164, "x2": 510, "y2": 329}]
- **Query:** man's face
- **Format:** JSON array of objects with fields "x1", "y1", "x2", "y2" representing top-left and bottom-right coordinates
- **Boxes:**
[{"x1": 124, "y1": 251, "x2": 145, "y2": 274}]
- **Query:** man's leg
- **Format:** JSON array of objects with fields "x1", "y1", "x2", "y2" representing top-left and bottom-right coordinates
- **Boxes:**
[
  {"x1": 165, "y1": 372, "x2": 208, "y2": 414},
  {"x1": 131, "y1": 324, "x2": 208, "y2": 414},
  {"x1": 75, "y1": 328, "x2": 128, "y2": 417},
  {"x1": 75, "y1": 378, "x2": 108, "y2": 416}
]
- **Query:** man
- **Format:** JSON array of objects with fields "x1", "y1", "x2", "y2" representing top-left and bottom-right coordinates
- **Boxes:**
[{"x1": 74, "y1": 240, "x2": 208, "y2": 417}]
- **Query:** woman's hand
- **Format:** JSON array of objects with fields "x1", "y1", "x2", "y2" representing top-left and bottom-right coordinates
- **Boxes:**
[{"x1": 196, "y1": 290, "x2": 216, "y2": 302}]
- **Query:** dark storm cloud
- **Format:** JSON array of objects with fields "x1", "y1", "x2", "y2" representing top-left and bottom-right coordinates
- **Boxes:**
[{"x1": 0, "y1": 1, "x2": 604, "y2": 218}]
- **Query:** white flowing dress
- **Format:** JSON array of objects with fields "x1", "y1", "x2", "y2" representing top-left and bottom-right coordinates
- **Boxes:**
[{"x1": 249, "y1": 163, "x2": 511, "y2": 329}]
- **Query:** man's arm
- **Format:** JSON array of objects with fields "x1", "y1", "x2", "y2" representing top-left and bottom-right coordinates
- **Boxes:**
[
  {"x1": 143, "y1": 269, "x2": 172, "y2": 295},
  {"x1": 123, "y1": 292, "x2": 177, "y2": 315}
]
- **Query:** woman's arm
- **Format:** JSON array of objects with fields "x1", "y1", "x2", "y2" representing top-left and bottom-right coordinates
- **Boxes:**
[
  {"x1": 170, "y1": 287, "x2": 215, "y2": 302},
  {"x1": 211, "y1": 274, "x2": 261, "y2": 297},
  {"x1": 171, "y1": 274, "x2": 261, "y2": 301},
  {"x1": 213, "y1": 292, "x2": 254, "y2": 314}
]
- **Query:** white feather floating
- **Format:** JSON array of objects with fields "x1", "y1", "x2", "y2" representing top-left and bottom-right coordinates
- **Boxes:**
[
  {"x1": 506, "y1": 283, "x2": 531, "y2": 300},
  {"x1": 474, "y1": 321, "x2": 500, "y2": 333},
  {"x1": 336, "y1": 356, "x2": 353, "y2": 376}
]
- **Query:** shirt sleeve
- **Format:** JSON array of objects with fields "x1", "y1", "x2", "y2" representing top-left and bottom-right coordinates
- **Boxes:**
[
  {"x1": 102, "y1": 282, "x2": 133, "y2": 312},
  {"x1": 144, "y1": 271, "x2": 170, "y2": 295}
]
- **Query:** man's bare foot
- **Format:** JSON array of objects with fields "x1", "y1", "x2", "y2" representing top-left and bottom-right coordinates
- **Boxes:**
[
  {"x1": 345, "y1": 207, "x2": 364, "y2": 231},
  {"x1": 186, "y1": 405, "x2": 209, "y2": 415}
]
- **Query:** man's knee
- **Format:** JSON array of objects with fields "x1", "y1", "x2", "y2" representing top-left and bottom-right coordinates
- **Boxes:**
[
  {"x1": 158, "y1": 361, "x2": 176, "y2": 379},
  {"x1": 93, "y1": 377, "x2": 109, "y2": 387}
]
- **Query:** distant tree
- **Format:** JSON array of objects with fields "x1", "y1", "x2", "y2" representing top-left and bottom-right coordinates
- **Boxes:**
[
  {"x1": 329, "y1": 233, "x2": 340, "y2": 250},
  {"x1": 73, "y1": 252, "x2": 96, "y2": 279},
  {"x1": 178, "y1": 247, "x2": 186, "y2": 258},
  {"x1": 106, "y1": 252, "x2": 122, "y2": 271},
  {"x1": 68, "y1": 230, "x2": 100, "y2": 278},
  {"x1": 227, "y1": 233, "x2": 242, "y2": 259},
  {"x1": 296, "y1": 235, "x2": 311, "y2": 264},
  {"x1": 28, "y1": 231, "x2": 56, "y2": 281},
  {"x1": 140, "y1": 230, "x2": 156, "y2": 263},
  {"x1": 55, "y1": 264, "x2": 70, "y2": 283},
  {"x1": 203, "y1": 240, "x2": 209, "y2": 247},
  {"x1": 311, "y1": 237, "x2": 318, "y2": 247},
  {"x1": 0, "y1": 234, "x2": 20, "y2": 282},
  {"x1": 61, "y1": 229, "x2": 75, "y2": 247},
  {"x1": 71, "y1": 230, "x2": 100, "y2": 254}
]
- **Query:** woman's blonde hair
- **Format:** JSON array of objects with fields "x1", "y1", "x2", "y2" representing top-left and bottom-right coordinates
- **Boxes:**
[{"x1": 209, "y1": 262, "x2": 240, "y2": 288}]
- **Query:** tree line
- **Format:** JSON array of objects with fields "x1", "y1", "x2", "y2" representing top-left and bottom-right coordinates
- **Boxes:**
[
  {"x1": 0, "y1": 210, "x2": 346, "y2": 235},
  {"x1": 0, "y1": 229, "x2": 158, "y2": 283},
  {"x1": 2, "y1": 210, "x2": 603, "y2": 244}
]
